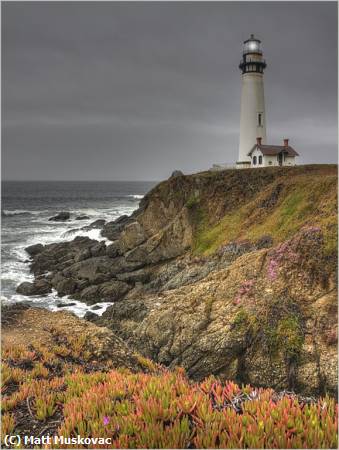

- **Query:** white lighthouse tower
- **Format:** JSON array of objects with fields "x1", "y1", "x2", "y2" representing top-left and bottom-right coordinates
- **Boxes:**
[{"x1": 237, "y1": 35, "x2": 267, "y2": 168}]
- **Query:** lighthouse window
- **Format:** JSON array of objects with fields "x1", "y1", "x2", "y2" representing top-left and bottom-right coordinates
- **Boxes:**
[
  {"x1": 253, "y1": 156, "x2": 257, "y2": 165},
  {"x1": 258, "y1": 113, "x2": 262, "y2": 127}
]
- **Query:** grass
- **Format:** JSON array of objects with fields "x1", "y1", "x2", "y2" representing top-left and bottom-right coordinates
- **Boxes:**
[{"x1": 193, "y1": 174, "x2": 337, "y2": 256}]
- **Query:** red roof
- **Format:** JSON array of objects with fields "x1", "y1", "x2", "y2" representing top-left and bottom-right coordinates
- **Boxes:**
[{"x1": 248, "y1": 144, "x2": 299, "y2": 157}]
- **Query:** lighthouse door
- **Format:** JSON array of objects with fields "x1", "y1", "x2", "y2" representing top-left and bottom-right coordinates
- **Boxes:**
[{"x1": 278, "y1": 153, "x2": 283, "y2": 166}]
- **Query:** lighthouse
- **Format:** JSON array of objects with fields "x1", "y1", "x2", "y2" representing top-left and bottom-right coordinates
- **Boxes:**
[{"x1": 237, "y1": 35, "x2": 267, "y2": 168}]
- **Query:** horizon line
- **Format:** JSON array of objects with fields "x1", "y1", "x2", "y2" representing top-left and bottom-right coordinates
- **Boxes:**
[{"x1": 2, "y1": 179, "x2": 161, "y2": 183}]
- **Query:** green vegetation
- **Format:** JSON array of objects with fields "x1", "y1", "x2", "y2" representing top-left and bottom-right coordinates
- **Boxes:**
[
  {"x1": 1, "y1": 340, "x2": 337, "y2": 449},
  {"x1": 193, "y1": 174, "x2": 337, "y2": 256},
  {"x1": 231, "y1": 299, "x2": 304, "y2": 366},
  {"x1": 186, "y1": 193, "x2": 200, "y2": 209}
]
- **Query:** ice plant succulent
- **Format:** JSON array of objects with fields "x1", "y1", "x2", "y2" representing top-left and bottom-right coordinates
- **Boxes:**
[{"x1": 1, "y1": 338, "x2": 337, "y2": 449}]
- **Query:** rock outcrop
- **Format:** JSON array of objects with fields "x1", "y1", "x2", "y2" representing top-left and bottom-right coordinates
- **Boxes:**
[
  {"x1": 16, "y1": 165, "x2": 338, "y2": 396},
  {"x1": 1, "y1": 303, "x2": 151, "y2": 373},
  {"x1": 99, "y1": 227, "x2": 337, "y2": 396}
]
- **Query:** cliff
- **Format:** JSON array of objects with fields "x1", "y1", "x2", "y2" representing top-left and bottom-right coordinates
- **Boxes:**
[{"x1": 16, "y1": 165, "x2": 338, "y2": 396}]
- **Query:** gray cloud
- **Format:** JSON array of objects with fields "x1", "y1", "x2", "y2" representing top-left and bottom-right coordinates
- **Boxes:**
[{"x1": 2, "y1": 1, "x2": 337, "y2": 180}]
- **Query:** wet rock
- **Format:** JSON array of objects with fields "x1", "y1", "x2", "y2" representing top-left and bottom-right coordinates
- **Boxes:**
[
  {"x1": 74, "y1": 248, "x2": 92, "y2": 262},
  {"x1": 16, "y1": 279, "x2": 51, "y2": 296},
  {"x1": 101, "y1": 215, "x2": 134, "y2": 241},
  {"x1": 63, "y1": 228, "x2": 81, "y2": 236},
  {"x1": 76, "y1": 215, "x2": 90, "y2": 220},
  {"x1": 82, "y1": 219, "x2": 106, "y2": 231},
  {"x1": 75, "y1": 280, "x2": 131, "y2": 305},
  {"x1": 48, "y1": 212, "x2": 70, "y2": 221},
  {"x1": 30, "y1": 237, "x2": 97, "y2": 275},
  {"x1": 62, "y1": 257, "x2": 113, "y2": 284},
  {"x1": 55, "y1": 278, "x2": 77, "y2": 296},
  {"x1": 99, "y1": 281, "x2": 130, "y2": 300},
  {"x1": 84, "y1": 311, "x2": 100, "y2": 322},
  {"x1": 90, "y1": 242, "x2": 106, "y2": 257},
  {"x1": 25, "y1": 244, "x2": 44, "y2": 257},
  {"x1": 106, "y1": 241, "x2": 121, "y2": 258},
  {"x1": 56, "y1": 302, "x2": 76, "y2": 308}
]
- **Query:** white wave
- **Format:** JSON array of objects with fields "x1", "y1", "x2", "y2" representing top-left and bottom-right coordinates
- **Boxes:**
[
  {"x1": 1, "y1": 288, "x2": 113, "y2": 319},
  {"x1": 127, "y1": 194, "x2": 144, "y2": 199},
  {"x1": 2, "y1": 209, "x2": 35, "y2": 217},
  {"x1": 49, "y1": 298, "x2": 113, "y2": 318},
  {"x1": 2, "y1": 202, "x2": 141, "y2": 318},
  {"x1": 62, "y1": 227, "x2": 108, "y2": 242}
]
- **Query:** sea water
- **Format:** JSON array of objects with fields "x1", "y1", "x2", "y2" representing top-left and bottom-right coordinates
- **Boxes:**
[{"x1": 1, "y1": 180, "x2": 156, "y2": 317}]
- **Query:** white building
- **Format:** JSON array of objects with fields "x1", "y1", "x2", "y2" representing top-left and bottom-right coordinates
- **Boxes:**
[
  {"x1": 248, "y1": 137, "x2": 299, "y2": 167},
  {"x1": 236, "y1": 35, "x2": 299, "y2": 169},
  {"x1": 237, "y1": 34, "x2": 267, "y2": 168}
]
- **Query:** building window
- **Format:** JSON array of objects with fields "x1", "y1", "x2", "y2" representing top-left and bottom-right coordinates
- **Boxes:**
[
  {"x1": 269, "y1": 161, "x2": 272, "y2": 165},
  {"x1": 258, "y1": 155, "x2": 262, "y2": 165},
  {"x1": 258, "y1": 113, "x2": 262, "y2": 127},
  {"x1": 253, "y1": 156, "x2": 257, "y2": 165}
]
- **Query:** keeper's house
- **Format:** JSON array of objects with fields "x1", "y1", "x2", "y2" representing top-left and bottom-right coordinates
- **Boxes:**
[{"x1": 248, "y1": 137, "x2": 299, "y2": 168}]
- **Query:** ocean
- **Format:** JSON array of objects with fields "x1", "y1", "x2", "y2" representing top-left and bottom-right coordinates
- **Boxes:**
[{"x1": 1, "y1": 180, "x2": 156, "y2": 317}]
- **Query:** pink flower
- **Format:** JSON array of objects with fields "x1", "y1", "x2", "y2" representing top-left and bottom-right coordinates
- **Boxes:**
[
  {"x1": 103, "y1": 416, "x2": 110, "y2": 426},
  {"x1": 267, "y1": 258, "x2": 279, "y2": 280}
]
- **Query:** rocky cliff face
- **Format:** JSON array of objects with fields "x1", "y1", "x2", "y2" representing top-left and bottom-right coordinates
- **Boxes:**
[{"x1": 17, "y1": 165, "x2": 338, "y2": 396}]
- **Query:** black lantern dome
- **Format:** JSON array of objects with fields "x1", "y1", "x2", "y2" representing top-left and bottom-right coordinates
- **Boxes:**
[{"x1": 239, "y1": 34, "x2": 267, "y2": 74}]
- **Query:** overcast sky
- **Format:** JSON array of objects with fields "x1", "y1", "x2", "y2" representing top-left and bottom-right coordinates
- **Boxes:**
[{"x1": 2, "y1": 1, "x2": 337, "y2": 181}]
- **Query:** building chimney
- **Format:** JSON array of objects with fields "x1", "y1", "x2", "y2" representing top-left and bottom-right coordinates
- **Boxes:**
[
  {"x1": 283, "y1": 138, "x2": 289, "y2": 147},
  {"x1": 256, "y1": 137, "x2": 262, "y2": 145}
]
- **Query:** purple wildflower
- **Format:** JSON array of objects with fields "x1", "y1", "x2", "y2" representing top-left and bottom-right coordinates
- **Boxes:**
[
  {"x1": 103, "y1": 416, "x2": 110, "y2": 426},
  {"x1": 267, "y1": 258, "x2": 279, "y2": 280}
]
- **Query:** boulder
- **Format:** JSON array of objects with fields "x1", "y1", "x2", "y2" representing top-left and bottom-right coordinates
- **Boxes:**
[
  {"x1": 55, "y1": 278, "x2": 77, "y2": 296},
  {"x1": 48, "y1": 212, "x2": 70, "y2": 221},
  {"x1": 90, "y1": 242, "x2": 106, "y2": 257},
  {"x1": 56, "y1": 302, "x2": 76, "y2": 308},
  {"x1": 75, "y1": 215, "x2": 90, "y2": 220},
  {"x1": 30, "y1": 237, "x2": 98, "y2": 275},
  {"x1": 16, "y1": 279, "x2": 51, "y2": 296},
  {"x1": 84, "y1": 311, "x2": 100, "y2": 322},
  {"x1": 81, "y1": 219, "x2": 106, "y2": 231},
  {"x1": 99, "y1": 280, "x2": 130, "y2": 301},
  {"x1": 106, "y1": 241, "x2": 121, "y2": 258},
  {"x1": 62, "y1": 257, "x2": 113, "y2": 284},
  {"x1": 76, "y1": 285, "x2": 101, "y2": 304},
  {"x1": 25, "y1": 244, "x2": 44, "y2": 257},
  {"x1": 76, "y1": 280, "x2": 131, "y2": 305},
  {"x1": 74, "y1": 248, "x2": 92, "y2": 263}
]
